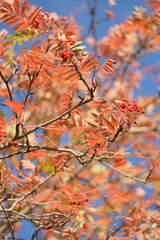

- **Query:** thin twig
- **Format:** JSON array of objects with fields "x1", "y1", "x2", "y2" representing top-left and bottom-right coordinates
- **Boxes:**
[{"x1": 0, "y1": 201, "x2": 15, "y2": 240}]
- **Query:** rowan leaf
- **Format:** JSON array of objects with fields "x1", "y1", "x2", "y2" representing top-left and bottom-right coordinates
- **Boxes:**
[
  {"x1": 3, "y1": 41, "x2": 15, "y2": 48},
  {"x1": 0, "y1": 117, "x2": 6, "y2": 128},
  {"x1": 4, "y1": 101, "x2": 24, "y2": 109},
  {"x1": 154, "y1": 230, "x2": 160, "y2": 237},
  {"x1": 102, "y1": 116, "x2": 115, "y2": 131},
  {"x1": 3, "y1": 15, "x2": 17, "y2": 25},
  {"x1": 14, "y1": 0, "x2": 19, "y2": 15},
  {"x1": 1, "y1": 3, "x2": 13, "y2": 13},
  {"x1": 4, "y1": 101, "x2": 24, "y2": 114},
  {"x1": 27, "y1": 7, "x2": 43, "y2": 25},
  {"x1": 100, "y1": 109, "x2": 113, "y2": 114},
  {"x1": 14, "y1": 22, "x2": 30, "y2": 32},
  {"x1": 21, "y1": 1, "x2": 28, "y2": 18},
  {"x1": 111, "y1": 113, "x2": 119, "y2": 128},
  {"x1": 8, "y1": 17, "x2": 22, "y2": 28}
]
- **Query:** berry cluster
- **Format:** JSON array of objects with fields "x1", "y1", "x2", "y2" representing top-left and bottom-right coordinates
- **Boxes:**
[
  {"x1": 34, "y1": 165, "x2": 39, "y2": 176},
  {"x1": 60, "y1": 17, "x2": 67, "y2": 22},
  {"x1": 0, "y1": 126, "x2": 7, "y2": 141},
  {"x1": 60, "y1": 49, "x2": 75, "y2": 62},
  {"x1": 10, "y1": 141, "x2": 18, "y2": 148},
  {"x1": 35, "y1": 13, "x2": 67, "y2": 29},
  {"x1": 37, "y1": 12, "x2": 52, "y2": 21},
  {"x1": 59, "y1": 36, "x2": 75, "y2": 46},
  {"x1": 119, "y1": 98, "x2": 145, "y2": 114},
  {"x1": 69, "y1": 192, "x2": 89, "y2": 206}
]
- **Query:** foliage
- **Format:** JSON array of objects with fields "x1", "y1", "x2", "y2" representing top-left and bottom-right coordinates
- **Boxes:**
[{"x1": 0, "y1": 0, "x2": 160, "y2": 239}]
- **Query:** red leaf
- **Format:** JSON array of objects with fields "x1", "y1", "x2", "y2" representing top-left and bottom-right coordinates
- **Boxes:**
[
  {"x1": 102, "y1": 117, "x2": 115, "y2": 131},
  {"x1": 27, "y1": 7, "x2": 43, "y2": 25},
  {"x1": 21, "y1": 1, "x2": 28, "y2": 18},
  {"x1": 14, "y1": 0, "x2": 19, "y2": 15}
]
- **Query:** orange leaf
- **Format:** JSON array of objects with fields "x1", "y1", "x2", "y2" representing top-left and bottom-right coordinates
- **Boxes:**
[
  {"x1": 90, "y1": 131, "x2": 102, "y2": 139},
  {"x1": 100, "y1": 109, "x2": 113, "y2": 114},
  {"x1": 102, "y1": 117, "x2": 115, "y2": 131},
  {"x1": 0, "y1": 13, "x2": 11, "y2": 21},
  {"x1": 27, "y1": 7, "x2": 43, "y2": 25},
  {"x1": 0, "y1": 117, "x2": 6, "y2": 128},
  {"x1": 154, "y1": 230, "x2": 160, "y2": 237},
  {"x1": 64, "y1": 72, "x2": 79, "y2": 81},
  {"x1": 81, "y1": 57, "x2": 100, "y2": 73},
  {"x1": 25, "y1": 105, "x2": 39, "y2": 112},
  {"x1": 135, "y1": 151, "x2": 146, "y2": 159},
  {"x1": 111, "y1": 113, "x2": 119, "y2": 128},
  {"x1": 0, "y1": 3, "x2": 13, "y2": 13},
  {"x1": 8, "y1": 113, "x2": 16, "y2": 123},
  {"x1": 20, "y1": 1, "x2": 28, "y2": 18},
  {"x1": 4, "y1": 100, "x2": 24, "y2": 109},
  {"x1": 102, "y1": 59, "x2": 117, "y2": 73},
  {"x1": 8, "y1": 17, "x2": 22, "y2": 28},
  {"x1": 14, "y1": 22, "x2": 30, "y2": 32},
  {"x1": 14, "y1": 0, "x2": 19, "y2": 15},
  {"x1": 4, "y1": 101, "x2": 24, "y2": 114},
  {"x1": 83, "y1": 223, "x2": 88, "y2": 233},
  {"x1": 3, "y1": 15, "x2": 17, "y2": 25},
  {"x1": 3, "y1": 41, "x2": 14, "y2": 48}
]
